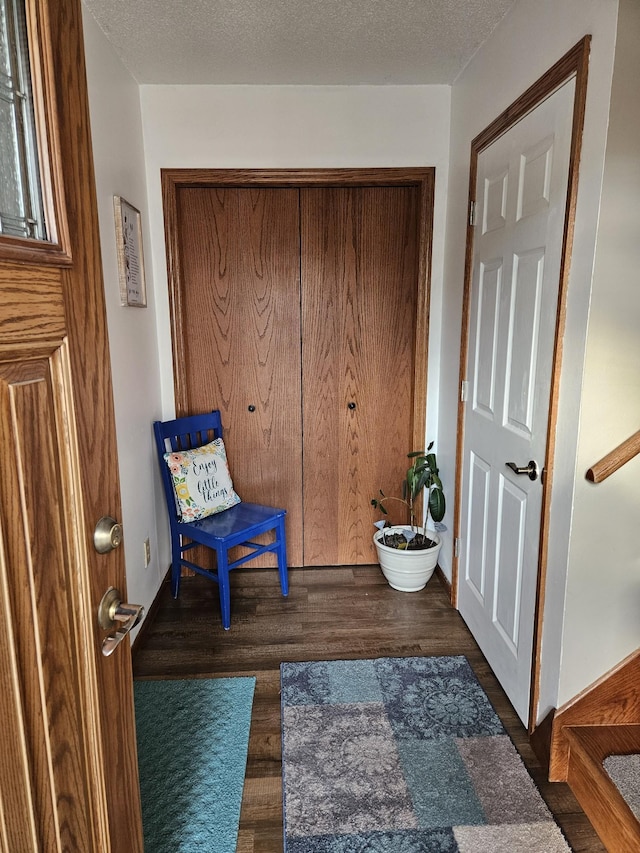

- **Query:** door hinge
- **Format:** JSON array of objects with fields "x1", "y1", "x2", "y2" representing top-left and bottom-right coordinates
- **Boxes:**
[
  {"x1": 454, "y1": 537, "x2": 461, "y2": 558},
  {"x1": 460, "y1": 380, "x2": 469, "y2": 402},
  {"x1": 469, "y1": 200, "x2": 476, "y2": 227}
]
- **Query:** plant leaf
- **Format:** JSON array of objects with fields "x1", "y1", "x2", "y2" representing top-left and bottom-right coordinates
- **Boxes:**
[
  {"x1": 429, "y1": 487, "x2": 446, "y2": 522},
  {"x1": 412, "y1": 462, "x2": 429, "y2": 475},
  {"x1": 414, "y1": 470, "x2": 430, "y2": 497}
]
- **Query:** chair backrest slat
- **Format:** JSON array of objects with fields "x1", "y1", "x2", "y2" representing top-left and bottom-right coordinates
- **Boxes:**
[{"x1": 153, "y1": 410, "x2": 225, "y2": 524}]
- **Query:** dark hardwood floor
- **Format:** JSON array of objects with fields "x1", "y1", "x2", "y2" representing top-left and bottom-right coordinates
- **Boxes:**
[{"x1": 132, "y1": 566, "x2": 606, "y2": 852}]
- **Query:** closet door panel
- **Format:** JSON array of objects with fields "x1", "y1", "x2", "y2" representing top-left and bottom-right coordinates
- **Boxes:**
[
  {"x1": 176, "y1": 187, "x2": 303, "y2": 565},
  {"x1": 301, "y1": 187, "x2": 419, "y2": 565}
]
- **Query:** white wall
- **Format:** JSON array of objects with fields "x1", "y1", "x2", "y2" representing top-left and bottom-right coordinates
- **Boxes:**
[
  {"x1": 139, "y1": 84, "x2": 452, "y2": 573},
  {"x1": 558, "y1": 0, "x2": 640, "y2": 704},
  {"x1": 82, "y1": 7, "x2": 167, "y2": 637},
  {"x1": 442, "y1": 0, "x2": 620, "y2": 718}
]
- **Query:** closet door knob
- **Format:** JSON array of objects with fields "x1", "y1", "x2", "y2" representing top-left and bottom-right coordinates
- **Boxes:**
[
  {"x1": 248, "y1": 405, "x2": 256, "y2": 412},
  {"x1": 347, "y1": 402, "x2": 356, "y2": 410}
]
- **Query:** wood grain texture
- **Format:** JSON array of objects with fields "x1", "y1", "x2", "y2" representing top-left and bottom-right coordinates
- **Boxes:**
[
  {"x1": 411, "y1": 172, "x2": 434, "y2": 457},
  {"x1": 451, "y1": 37, "x2": 592, "y2": 733},
  {"x1": 565, "y1": 725, "x2": 640, "y2": 851},
  {"x1": 162, "y1": 167, "x2": 432, "y2": 430},
  {"x1": 586, "y1": 430, "x2": 640, "y2": 483},
  {"x1": 176, "y1": 187, "x2": 304, "y2": 565},
  {"x1": 45, "y1": 1, "x2": 144, "y2": 845},
  {"x1": 0, "y1": 584, "x2": 40, "y2": 853},
  {"x1": 549, "y1": 648, "x2": 640, "y2": 781},
  {"x1": 0, "y1": 0, "x2": 143, "y2": 849},
  {"x1": 0, "y1": 265, "x2": 65, "y2": 342},
  {"x1": 0, "y1": 352, "x2": 94, "y2": 851},
  {"x1": 162, "y1": 167, "x2": 435, "y2": 189},
  {"x1": 301, "y1": 186, "x2": 419, "y2": 565},
  {"x1": 133, "y1": 567, "x2": 606, "y2": 853},
  {"x1": 162, "y1": 169, "x2": 434, "y2": 565}
]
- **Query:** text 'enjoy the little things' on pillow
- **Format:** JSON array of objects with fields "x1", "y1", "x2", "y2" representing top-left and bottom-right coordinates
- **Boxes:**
[{"x1": 164, "y1": 438, "x2": 241, "y2": 521}]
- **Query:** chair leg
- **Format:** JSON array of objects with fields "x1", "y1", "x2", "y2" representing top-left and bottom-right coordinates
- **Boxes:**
[
  {"x1": 171, "y1": 536, "x2": 182, "y2": 598},
  {"x1": 216, "y1": 548, "x2": 231, "y2": 630},
  {"x1": 276, "y1": 516, "x2": 289, "y2": 596}
]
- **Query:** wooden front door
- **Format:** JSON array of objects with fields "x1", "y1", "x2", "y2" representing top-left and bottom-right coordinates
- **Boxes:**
[
  {"x1": 0, "y1": 1, "x2": 142, "y2": 850},
  {"x1": 165, "y1": 170, "x2": 432, "y2": 568}
]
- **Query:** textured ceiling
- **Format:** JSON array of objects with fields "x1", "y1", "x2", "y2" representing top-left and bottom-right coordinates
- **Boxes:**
[{"x1": 82, "y1": 0, "x2": 517, "y2": 85}]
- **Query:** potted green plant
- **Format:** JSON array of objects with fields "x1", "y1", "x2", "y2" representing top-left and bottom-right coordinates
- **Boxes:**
[{"x1": 371, "y1": 443, "x2": 446, "y2": 591}]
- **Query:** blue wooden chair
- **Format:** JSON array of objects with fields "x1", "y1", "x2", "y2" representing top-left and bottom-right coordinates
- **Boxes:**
[{"x1": 153, "y1": 410, "x2": 288, "y2": 629}]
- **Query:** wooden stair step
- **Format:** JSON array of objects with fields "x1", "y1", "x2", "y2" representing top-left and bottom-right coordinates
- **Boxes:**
[{"x1": 565, "y1": 725, "x2": 640, "y2": 852}]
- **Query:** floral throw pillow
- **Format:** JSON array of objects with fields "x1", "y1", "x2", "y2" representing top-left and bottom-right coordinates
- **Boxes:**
[{"x1": 164, "y1": 438, "x2": 241, "y2": 522}]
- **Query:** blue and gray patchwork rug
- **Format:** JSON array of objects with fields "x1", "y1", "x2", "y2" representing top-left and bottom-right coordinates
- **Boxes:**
[{"x1": 281, "y1": 656, "x2": 570, "y2": 852}]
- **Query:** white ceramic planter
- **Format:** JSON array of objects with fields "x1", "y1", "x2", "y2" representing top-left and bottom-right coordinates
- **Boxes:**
[{"x1": 373, "y1": 526, "x2": 442, "y2": 592}]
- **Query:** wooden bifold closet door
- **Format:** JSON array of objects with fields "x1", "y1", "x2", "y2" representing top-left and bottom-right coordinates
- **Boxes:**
[{"x1": 170, "y1": 179, "x2": 424, "y2": 567}]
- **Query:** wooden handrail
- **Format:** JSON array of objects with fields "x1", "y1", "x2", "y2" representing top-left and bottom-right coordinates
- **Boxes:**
[{"x1": 586, "y1": 430, "x2": 640, "y2": 483}]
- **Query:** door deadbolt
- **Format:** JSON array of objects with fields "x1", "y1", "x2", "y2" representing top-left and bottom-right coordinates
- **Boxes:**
[{"x1": 93, "y1": 516, "x2": 123, "y2": 553}]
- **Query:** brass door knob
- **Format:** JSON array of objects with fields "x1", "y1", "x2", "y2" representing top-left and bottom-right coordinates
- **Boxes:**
[{"x1": 98, "y1": 587, "x2": 144, "y2": 657}]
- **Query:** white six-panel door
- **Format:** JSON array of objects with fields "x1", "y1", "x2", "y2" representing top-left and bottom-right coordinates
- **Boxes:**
[{"x1": 458, "y1": 79, "x2": 575, "y2": 724}]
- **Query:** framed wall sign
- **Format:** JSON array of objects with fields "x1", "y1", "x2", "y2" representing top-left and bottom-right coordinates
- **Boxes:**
[{"x1": 113, "y1": 196, "x2": 147, "y2": 307}]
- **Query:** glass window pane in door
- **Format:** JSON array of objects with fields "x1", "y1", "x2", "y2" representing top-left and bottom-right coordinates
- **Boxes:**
[{"x1": 0, "y1": 0, "x2": 48, "y2": 241}]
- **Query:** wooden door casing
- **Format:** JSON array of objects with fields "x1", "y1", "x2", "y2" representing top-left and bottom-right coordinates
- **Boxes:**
[
  {"x1": 0, "y1": 0, "x2": 143, "y2": 849},
  {"x1": 163, "y1": 168, "x2": 434, "y2": 569},
  {"x1": 301, "y1": 186, "x2": 419, "y2": 565}
]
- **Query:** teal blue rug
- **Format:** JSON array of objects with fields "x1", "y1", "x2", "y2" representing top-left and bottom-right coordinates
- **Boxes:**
[
  {"x1": 135, "y1": 676, "x2": 255, "y2": 852},
  {"x1": 281, "y1": 656, "x2": 570, "y2": 852}
]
